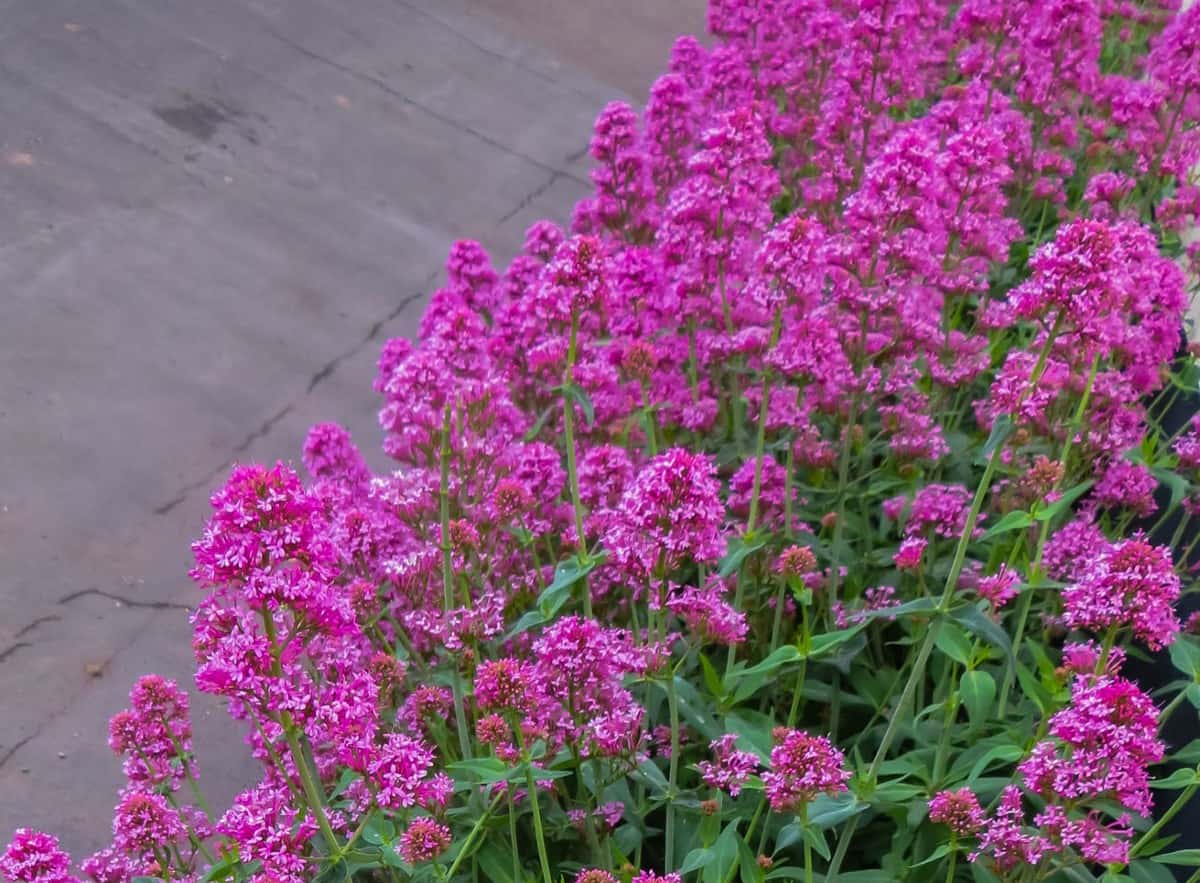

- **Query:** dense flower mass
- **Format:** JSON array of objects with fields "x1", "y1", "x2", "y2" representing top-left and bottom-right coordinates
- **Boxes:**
[{"x1": 7, "y1": 1, "x2": 1200, "y2": 882}]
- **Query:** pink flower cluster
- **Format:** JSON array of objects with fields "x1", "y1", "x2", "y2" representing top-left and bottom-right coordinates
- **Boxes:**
[{"x1": 6, "y1": 0, "x2": 1200, "y2": 881}]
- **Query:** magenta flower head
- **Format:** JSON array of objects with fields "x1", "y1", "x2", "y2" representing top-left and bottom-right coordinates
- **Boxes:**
[
  {"x1": 929, "y1": 788, "x2": 986, "y2": 836},
  {"x1": 473, "y1": 658, "x2": 537, "y2": 713},
  {"x1": 605, "y1": 447, "x2": 725, "y2": 579},
  {"x1": 112, "y1": 790, "x2": 184, "y2": 854},
  {"x1": 763, "y1": 728, "x2": 851, "y2": 813},
  {"x1": 667, "y1": 580, "x2": 748, "y2": 646},
  {"x1": 0, "y1": 830, "x2": 78, "y2": 883},
  {"x1": 577, "y1": 871, "x2": 619, "y2": 883},
  {"x1": 631, "y1": 873, "x2": 683, "y2": 883},
  {"x1": 302, "y1": 422, "x2": 370, "y2": 487},
  {"x1": 698, "y1": 734, "x2": 760, "y2": 796},
  {"x1": 1062, "y1": 535, "x2": 1181, "y2": 650},
  {"x1": 398, "y1": 818, "x2": 451, "y2": 864},
  {"x1": 533, "y1": 235, "x2": 609, "y2": 323}
]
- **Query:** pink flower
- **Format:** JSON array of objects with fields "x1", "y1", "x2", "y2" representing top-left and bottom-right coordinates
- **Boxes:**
[
  {"x1": 1019, "y1": 674, "x2": 1163, "y2": 815},
  {"x1": 604, "y1": 448, "x2": 725, "y2": 580},
  {"x1": 893, "y1": 537, "x2": 927, "y2": 572},
  {"x1": 369, "y1": 734, "x2": 437, "y2": 810},
  {"x1": 667, "y1": 580, "x2": 748, "y2": 645},
  {"x1": 977, "y1": 565, "x2": 1021, "y2": 610},
  {"x1": 698, "y1": 734, "x2": 760, "y2": 796},
  {"x1": 1063, "y1": 536, "x2": 1182, "y2": 650},
  {"x1": 762, "y1": 729, "x2": 850, "y2": 812},
  {"x1": 397, "y1": 819, "x2": 451, "y2": 864},
  {"x1": 928, "y1": 788, "x2": 986, "y2": 836},
  {"x1": 218, "y1": 783, "x2": 317, "y2": 883},
  {"x1": 112, "y1": 790, "x2": 184, "y2": 854},
  {"x1": 0, "y1": 831, "x2": 79, "y2": 883}
]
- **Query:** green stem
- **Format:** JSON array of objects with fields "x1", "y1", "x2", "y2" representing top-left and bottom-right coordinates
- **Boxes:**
[
  {"x1": 562, "y1": 309, "x2": 593, "y2": 619},
  {"x1": 665, "y1": 673, "x2": 682, "y2": 871},
  {"x1": 802, "y1": 803, "x2": 814, "y2": 883},
  {"x1": 931, "y1": 665, "x2": 961, "y2": 787},
  {"x1": 260, "y1": 612, "x2": 339, "y2": 853},
  {"x1": 746, "y1": 310, "x2": 783, "y2": 536},
  {"x1": 999, "y1": 351, "x2": 1101, "y2": 716},
  {"x1": 826, "y1": 430, "x2": 1008, "y2": 880},
  {"x1": 507, "y1": 789, "x2": 521, "y2": 883},
  {"x1": 721, "y1": 800, "x2": 766, "y2": 883},
  {"x1": 445, "y1": 791, "x2": 507, "y2": 879},
  {"x1": 440, "y1": 403, "x2": 473, "y2": 761},
  {"x1": 1129, "y1": 766, "x2": 1200, "y2": 859},
  {"x1": 945, "y1": 842, "x2": 958, "y2": 883},
  {"x1": 524, "y1": 766, "x2": 554, "y2": 883},
  {"x1": 282, "y1": 726, "x2": 340, "y2": 853}
]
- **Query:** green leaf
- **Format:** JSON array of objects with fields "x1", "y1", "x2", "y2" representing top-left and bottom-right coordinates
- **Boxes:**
[
  {"x1": 719, "y1": 533, "x2": 768, "y2": 578},
  {"x1": 699, "y1": 652, "x2": 726, "y2": 700},
  {"x1": 960, "y1": 670, "x2": 997, "y2": 730},
  {"x1": 964, "y1": 743, "x2": 1025, "y2": 784},
  {"x1": 563, "y1": 382, "x2": 595, "y2": 428},
  {"x1": 1035, "y1": 480, "x2": 1093, "y2": 522},
  {"x1": 775, "y1": 822, "x2": 802, "y2": 852},
  {"x1": 806, "y1": 624, "x2": 868, "y2": 659},
  {"x1": 1130, "y1": 860, "x2": 1179, "y2": 883},
  {"x1": 934, "y1": 622, "x2": 974, "y2": 666},
  {"x1": 1151, "y1": 850, "x2": 1200, "y2": 866},
  {"x1": 861, "y1": 597, "x2": 938, "y2": 622},
  {"x1": 733, "y1": 645, "x2": 802, "y2": 680},
  {"x1": 807, "y1": 792, "x2": 868, "y2": 830},
  {"x1": 950, "y1": 605, "x2": 1013, "y2": 663},
  {"x1": 982, "y1": 509, "x2": 1034, "y2": 540},
  {"x1": 447, "y1": 757, "x2": 512, "y2": 785},
  {"x1": 977, "y1": 415, "x2": 1014, "y2": 464},
  {"x1": 704, "y1": 822, "x2": 743, "y2": 883},
  {"x1": 1188, "y1": 683, "x2": 1200, "y2": 709},
  {"x1": 801, "y1": 825, "x2": 831, "y2": 861},
  {"x1": 1168, "y1": 637, "x2": 1200, "y2": 679},
  {"x1": 1152, "y1": 467, "x2": 1190, "y2": 514},
  {"x1": 680, "y1": 847, "x2": 715, "y2": 874},
  {"x1": 474, "y1": 843, "x2": 519, "y2": 883},
  {"x1": 522, "y1": 405, "x2": 554, "y2": 442},
  {"x1": 911, "y1": 844, "x2": 952, "y2": 868},
  {"x1": 1151, "y1": 767, "x2": 1200, "y2": 790},
  {"x1": 505, "y1": 552, "x2": 605, "y2": 637},
  {"x1": 1014, "y1": 661, "x2": 1054, "y2": 714}
]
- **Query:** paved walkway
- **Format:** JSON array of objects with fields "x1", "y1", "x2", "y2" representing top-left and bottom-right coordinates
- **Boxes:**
[{"x1": 0, "y1": 0, "x2": 702, "y2": 856}]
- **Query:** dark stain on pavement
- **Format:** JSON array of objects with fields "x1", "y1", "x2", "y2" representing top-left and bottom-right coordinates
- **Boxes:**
[{"x1": 154, "y1": 95, "x2": 231, "y2": 141}]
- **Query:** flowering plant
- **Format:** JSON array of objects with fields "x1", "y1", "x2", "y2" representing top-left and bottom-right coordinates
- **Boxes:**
[{"x1": 9, "y1": 1, "x2": 1200, "y2": 882}]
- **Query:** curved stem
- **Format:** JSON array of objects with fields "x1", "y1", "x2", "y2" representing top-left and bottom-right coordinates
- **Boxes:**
[
  {"x1": 664, "y1": 673, "x2": 682, "y2": 871},
  {"x1": 562, "y1": 309, "x2": 593, "y2": 618}
]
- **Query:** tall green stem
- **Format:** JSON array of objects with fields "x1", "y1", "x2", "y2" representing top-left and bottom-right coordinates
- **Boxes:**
[
  {"x1": 260, "y1": 612, "x2": 339, "y2": 853},
  {"x1": 562, "y1": 309, "x2": 593, "y2": 618},
  {"x1": 801, "y1": 803, "x2": 814, "y2": 883},
  {"x1": 664, "y1": 673, "x2": 682, "y2": 871},
  {"x1": 440, "y1": 404, "x2": 473, "y2": 760},
  {"x1": 998, "y1": 352, "x2": 1100, "y2": 715},
  {"x1": 1129, "y1": 766, "x2": 1200, "y2": 860}
]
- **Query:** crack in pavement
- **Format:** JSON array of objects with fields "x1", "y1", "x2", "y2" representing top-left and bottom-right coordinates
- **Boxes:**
[
  {"x1": 389, "y1": 0, "x2": 599, "y2": 102},
  {"x1": 58, "y1": 588, "x2": 191, "y2": 611},
  {"x1": 0, "y1": 642, "x2": 30, "y2": 664},
  {"x1": 498, "y1": 170, "x2": 562, "y2": 225},
  {"x1": 257, "y1": 22, "x2": 588, "y2": 188},
  {"x1": 0, "y1": 734, "x2": 34, "y2": 773},
  {"x1": 14, "y1": 614, "x2": 61, "y2": 639},
  {"x1": 153, "y1": 273, "x2": 438, "y2": 516},
  {"x1": 306, "y1": 279, "x2": 433, "y2": 394}
]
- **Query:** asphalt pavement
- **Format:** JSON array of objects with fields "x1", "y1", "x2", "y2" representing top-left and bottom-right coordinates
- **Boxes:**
[{"x1": 0, "y1": 0, "x2": 703, "y2": 857}]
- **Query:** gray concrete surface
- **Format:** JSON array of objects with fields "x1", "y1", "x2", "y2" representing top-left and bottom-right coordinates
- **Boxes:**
[{"x1": 0, "y1": 0, "x2": 704, "y2": 858}]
